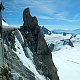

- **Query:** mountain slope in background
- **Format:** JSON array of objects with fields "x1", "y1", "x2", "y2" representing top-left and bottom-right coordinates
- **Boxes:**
[
  {"x1": 40, "y1": 26, "x2": 51, "y2": 35},
  {"x1": 44, "y1": 33, "x2": 80, "y2": 80},
  {"x1": 40, "y1": 26, "x2": 80, "y2": 35},
  {"x1": 52, "y1": 29, "x2": 80, "y2": 34}
]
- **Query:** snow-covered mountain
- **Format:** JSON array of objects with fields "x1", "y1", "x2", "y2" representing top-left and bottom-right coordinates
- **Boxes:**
[
  {"x1": 0, "y1": 8, "x2": 59, "y2": 80},
  {"x1": 40, "y1": 26, "x2": 51, "y2": 35},
  {"x1": 52, "y1": 29, "x2": 80, "y2": 34},
  {"x1": 71, "y1": 29, "x2": 80, "y2": 34},
  {"x1": 44, "y1": 33, "x2": 80, "y2": 80}
]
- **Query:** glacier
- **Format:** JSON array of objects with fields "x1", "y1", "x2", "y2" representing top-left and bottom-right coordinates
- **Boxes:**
[{"x1": 44, "y1": 33, "x2": 80, "y2": 80}]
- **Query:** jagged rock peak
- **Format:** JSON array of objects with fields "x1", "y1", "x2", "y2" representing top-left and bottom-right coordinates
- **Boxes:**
[
  {"x1": 20, "y1": 8, "x2": 59, "y2": 80},
  {"x1": 32, "y1": 16, "x2": 38, "y2": 26},
  {"x1": 22, "y1": 8, "x2": 40, "y2": 33},
  {"x1": 23, "y1": 8, "x2": 32, "y2": 27}
]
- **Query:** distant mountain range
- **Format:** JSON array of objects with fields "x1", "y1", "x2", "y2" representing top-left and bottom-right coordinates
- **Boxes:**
[
  {"x1": 40, "y1": 26, "x2": 51, "y2": 35},
  {"x1": 52, "y1": 29, "x2": 80, "y2": 34},
  {"x1": 40, "y1": 26, "x2": 80, "y2": 34}
]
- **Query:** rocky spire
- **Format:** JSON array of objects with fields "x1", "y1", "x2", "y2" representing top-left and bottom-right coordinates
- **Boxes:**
[
  {"x1": 23, "y1": 8, "x2": 32, "y2": 27},
  {"x1": 20, "y1": 8, "x2": 59, "y2": 80}
]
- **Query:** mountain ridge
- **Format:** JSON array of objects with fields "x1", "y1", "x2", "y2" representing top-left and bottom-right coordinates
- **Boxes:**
[
  {"x1": 52, "y1": 29, "x2": 80, "y2": 34},
  {"x1": 0, "y1": 8, "x2": 59, "y2": 80}
]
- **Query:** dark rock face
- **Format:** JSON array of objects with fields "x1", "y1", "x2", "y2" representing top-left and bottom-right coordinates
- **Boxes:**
[
  {"x1": 68, "y1": 39, "x2": 74, "y2": 47},
  {"x1": 63, "y1": 32, "x2": 66, "y2": 36},
  {"x1": 3, "y1": 30, "x2": 35, "y2": 80},
  {"x1": 2, "y1": 8, "x2": 59, "y2": 80},
  {"x1": 40, "y1": 26, "x2": 51, "y2": 35},
  {"x1": 20, "y1": 8, "x2": 59, "y2": 80},
  {"x1": 62, "y1": 39, "x2": 74, "y2": 47},
  {"x1": 3, "y1": 31, "x2": 16, "y2": 51},
  {"x1": 48, "y1": 43, "x2": 54, "y2": 52},
  {"x1": 23, "y1": 8, "x2": 32, "y2": 27},
  {"x1": 4, "y1": 48, "x2": 35, "y2": 80}
]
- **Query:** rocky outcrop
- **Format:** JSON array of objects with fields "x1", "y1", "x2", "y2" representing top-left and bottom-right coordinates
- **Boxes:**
[
  {"x1": 40, "y1": 26, "x2": 51, "y2": 35},
  {"x1": 48, "y1": 43, "x2": 54, "y2": 52},
  {"x1": 62, "y1": 39, "x2": 74, "y2": 47},
  {"x1": 3, "y1": 30, "x2": 35, "y2": 80},
  {"x1": 2, "y1": 8, "x2": 59, "y2": 80},
  {"x1": 20, "y1": 8, "x2": 59, "y2": 80}
]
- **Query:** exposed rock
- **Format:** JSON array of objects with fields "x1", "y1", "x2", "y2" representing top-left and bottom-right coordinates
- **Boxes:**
[
  {"x1": 20, "y1": 8, "x2": 59, "y2": 80},
  {"x1": 1, "y1": 8, "x2": 59, "y2": 80},
  {"x1": 62, "y1": 39, "x2": 74, "y2": 47},
  {"x1": 68, "y1": 39, "x2": 74, "y2": 47},
  {"x1": 2, "y1": 30, "x2": 35, "y2": 80},
  {"x1": 40, "y1": 26, "x2": 51, "y2": 35},
  {"x1": 48, "y1": 43, "x2": 54, "y2": 52},
  {"x1": 63, "y1": 32, "x2": 66, "y2": 36},
  {"x1": 23, "y1": 8, "x2": 32, "y2": 29}
]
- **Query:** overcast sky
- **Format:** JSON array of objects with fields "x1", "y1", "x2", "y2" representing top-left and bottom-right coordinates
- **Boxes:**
[{"x1": 2, "y1": 0, "x2": 80, "y2": 30}]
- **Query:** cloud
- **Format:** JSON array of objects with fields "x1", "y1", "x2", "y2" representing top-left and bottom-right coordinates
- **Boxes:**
[
  {"x1": 3, "y1": 0, "x2": 80, "y2": 30},
  {"x1": 41, "y1": 24, "x2": 70, "y2": 30},
  {"x1": 36, "y1": 12, "x2": 80, "y2": 23},
  {"x1": 29, "y1": 0, "x2": 54, "y2": 15},
  {"x1": 37, "y1": 15, "x2": 54, "y2": 19},
  {"x1": 42, "y1": 24, "x2": 80, "y2": 30}
]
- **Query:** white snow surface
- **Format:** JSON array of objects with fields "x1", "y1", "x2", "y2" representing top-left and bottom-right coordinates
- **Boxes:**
[
  {"x1": 44, "y1": 33, "x2": 72, "y2": 44},
  {"x1": 2, "y1": 20, "x2": 9, "y2": 27},
  {"x1": 14, "y1": 37, "x2": 46, "y2": 80},
  {"x1": 17, "y1": 30, "x2": 24, "y2": 43},
  {"x1": 26, "y1": 47, "x2": 33, "y2": 60},
  {"x1": 45, "y1": 33, "x2": 80, "y2": 80},
  {"x1": 52, "y1": 45, "x2": 80, "y2": 80}
]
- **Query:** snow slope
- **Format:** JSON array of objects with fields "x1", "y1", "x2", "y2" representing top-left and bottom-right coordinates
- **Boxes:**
[
  {"x1": 45, "y1": 33, "x2": 80, "y2": 80},
  {"x1": 2, "y1": 20, "x2": 9, "y2": 28},
  {"x1": 52, "y1": 45, "x2": 80, "y2": 80},
  {"x1": 44, "y1": 33, "x2": 72, "y2": 44},
  {"x1": 14, "y1": 31, "x2": 46, "y2": 80}
]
